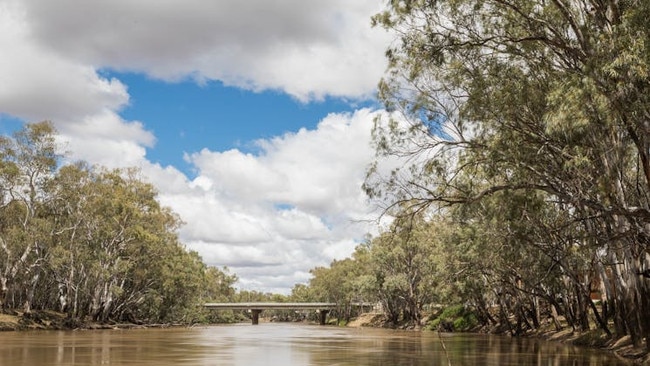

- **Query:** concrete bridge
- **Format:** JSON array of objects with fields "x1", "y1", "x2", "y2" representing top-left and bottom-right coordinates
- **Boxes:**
[{"x1": 203, "y1": 302, "x2": 339, "y2": 325}]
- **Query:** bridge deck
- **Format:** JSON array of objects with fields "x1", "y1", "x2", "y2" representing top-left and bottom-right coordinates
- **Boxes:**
[{"x1": 203, "y1": 302, "x2": 338, "y2": 310}]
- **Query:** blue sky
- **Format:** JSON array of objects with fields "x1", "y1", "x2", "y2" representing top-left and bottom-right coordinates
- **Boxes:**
[
  {"x1": 112, "y1": 72, "x2": 376, "y2": 177},
  {"x1": 0, "y1": 115, "x2": 23, "y2": 135},
  {"x1": 0, "y1": 0, "x2": 394, "y2": 293}
]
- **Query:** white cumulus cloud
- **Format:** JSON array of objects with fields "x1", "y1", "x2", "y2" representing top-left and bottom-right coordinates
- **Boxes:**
[
  {"x1": 20, "y1": 0, "x2": 391, "y2": 101},
  {"x1": 154, "y1": 109, "x2": 387, "y2": 292}
]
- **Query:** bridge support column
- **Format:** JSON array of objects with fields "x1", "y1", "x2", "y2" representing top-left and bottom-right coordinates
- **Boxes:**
[
  {"x1": 251, "y1": 309, "x2": 262, "y2": 325},
  {"x1": 318, "y1": 310, "x2": 329, "y2": 325}
]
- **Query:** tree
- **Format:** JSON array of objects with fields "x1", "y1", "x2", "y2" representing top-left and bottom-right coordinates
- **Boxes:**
[
  {"x1": 202, "y1": 266, "x2": 237, "y2": 302},
  {"x1": 369, "y1": 0, "x2": 650, "y2": 348},
  {"x1": 0, "y1": 121, "x2": 58, "y2": 313},
  {"x1": 368, "y1": 211, "x2": 440, "y2": 325},
  {"x1": 0, "y1": 122, "x2": 244, "y2": 326},
  {"x1": 307, "y1": 249, "x2": 376, "y2": 324},
  {"x1": 46, "y1": 165, "x2": 209, "y2": 323}
]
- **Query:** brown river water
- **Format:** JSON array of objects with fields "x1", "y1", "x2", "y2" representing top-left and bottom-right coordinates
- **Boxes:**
[{"x1": 0, "y1": 323, "x2": 629, "y2": 365}]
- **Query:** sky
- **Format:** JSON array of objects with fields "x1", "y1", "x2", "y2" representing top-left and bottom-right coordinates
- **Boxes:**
[{"x1": 0, "y1": 0, "x2": 397, "y2": 294}]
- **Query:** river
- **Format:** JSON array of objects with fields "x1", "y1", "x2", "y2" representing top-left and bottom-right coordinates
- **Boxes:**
[{"x1": 0, "y1": 323, "x2": 629, "y2": 365}]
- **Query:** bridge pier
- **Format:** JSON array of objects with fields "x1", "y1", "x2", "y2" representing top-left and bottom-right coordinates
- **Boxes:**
[
  {"x1": 251, "y1": 309, "x2": 262, "y2": 325},
  {"x1": 318, "y1": 309, "x2": 329, "y2": 325}
]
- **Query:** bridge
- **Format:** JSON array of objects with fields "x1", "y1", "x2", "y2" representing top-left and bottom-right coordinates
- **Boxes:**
[{"x1": 203, "y1": 302, "x2": 339, "y2": 325}]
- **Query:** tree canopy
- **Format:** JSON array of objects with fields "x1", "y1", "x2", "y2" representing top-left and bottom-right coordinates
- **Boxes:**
[
  {"x1": 0, "y1": 122, "x2": 236, "y2": 325},
  {"x1": 351, "y1": 0, "x2": 650, "y2": 349}
]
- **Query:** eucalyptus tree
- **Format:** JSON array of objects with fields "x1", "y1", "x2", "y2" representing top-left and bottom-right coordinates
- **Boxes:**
[
  {"x1": 46, "y1": 164, "x2": 206, "y2": 323},
  {"x1": 309, "y1": 255, "x2": 374, "y2": 324},
  {"x1": 45, "y1": 162, "x2": 96, "y2": 316},
  {"x1": 0, "y1": 122, "x2": 238, "y2": 325},
  {"x1": 369, "y1": 0, "x2": 650, "y2": 348},
  {"x1": 367, "y1": 211, "x2": 440, "y2": 325},
  {"x1": 290, "y1": 283, "x2": 316, "y2": 303},
  {"x1": 202, "y1": 266, "x2": 237, "y2": 302},
  {"x1": 0, "y1": 122, "x2": 58, "y2": 312},
  {"x1": 440, "y1": 186, "x2": 607, "y2": 335}
]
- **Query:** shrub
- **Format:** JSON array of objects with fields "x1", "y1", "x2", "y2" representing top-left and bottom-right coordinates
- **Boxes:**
[{"x1": 427, "y1": 305, "x2": 478, "y2": 332}]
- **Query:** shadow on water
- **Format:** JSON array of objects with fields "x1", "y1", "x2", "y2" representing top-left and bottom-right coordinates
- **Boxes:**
[{"x1": 0, "y1": 324, "x2": 630, "y2": 365}]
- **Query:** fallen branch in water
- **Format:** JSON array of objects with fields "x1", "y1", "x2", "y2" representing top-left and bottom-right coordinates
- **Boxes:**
[{"x1": 438, "y1": 330, "x2": 452, "y2": 366}]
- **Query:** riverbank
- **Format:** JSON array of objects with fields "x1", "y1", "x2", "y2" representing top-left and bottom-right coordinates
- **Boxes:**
[
  {"x1": 531, "y1": 328, "x2": 648, "y2": 365},
  {"x1": 0, "y1": 310, "x2": 179, "y2": 331},
  {"x1": 346, "y1": 312, "x2": 649, "y2": 365},
  {"x1": 0, "y1": 310, "x2": 66, "y2": 331}
]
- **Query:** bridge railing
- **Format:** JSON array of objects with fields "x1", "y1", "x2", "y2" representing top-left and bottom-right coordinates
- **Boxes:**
[
  {"x1": 203, "y1": 302, "x2": 376, "y2": 325},
  {"x1": 203, "y1": 302, "x2": 337, "y2": 310}
]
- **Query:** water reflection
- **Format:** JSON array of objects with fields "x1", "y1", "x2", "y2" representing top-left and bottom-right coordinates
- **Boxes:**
[{"x1": 0, "y1": 324, "x2": 629, "y2": 365}]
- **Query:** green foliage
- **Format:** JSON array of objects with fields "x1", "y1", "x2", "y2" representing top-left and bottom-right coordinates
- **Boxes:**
[
  {"x1": 363, "y1": 0, "x2": 650, "y2": 347},
  {"x1": 202, "y1": 266, "x2": 237, "y2": 302},
  {"x1": 0, "y1": 123, "x2": 238, "y2": 325},
  {"x1": 428, "y1": 305, "x2": 478, "y2": 332},
  {"x1": 300, "y1": 247, "x2": 379, "y2": 324},
  {"x1": 367, "y1": 211, "x2": 442, "y2": 325}
]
